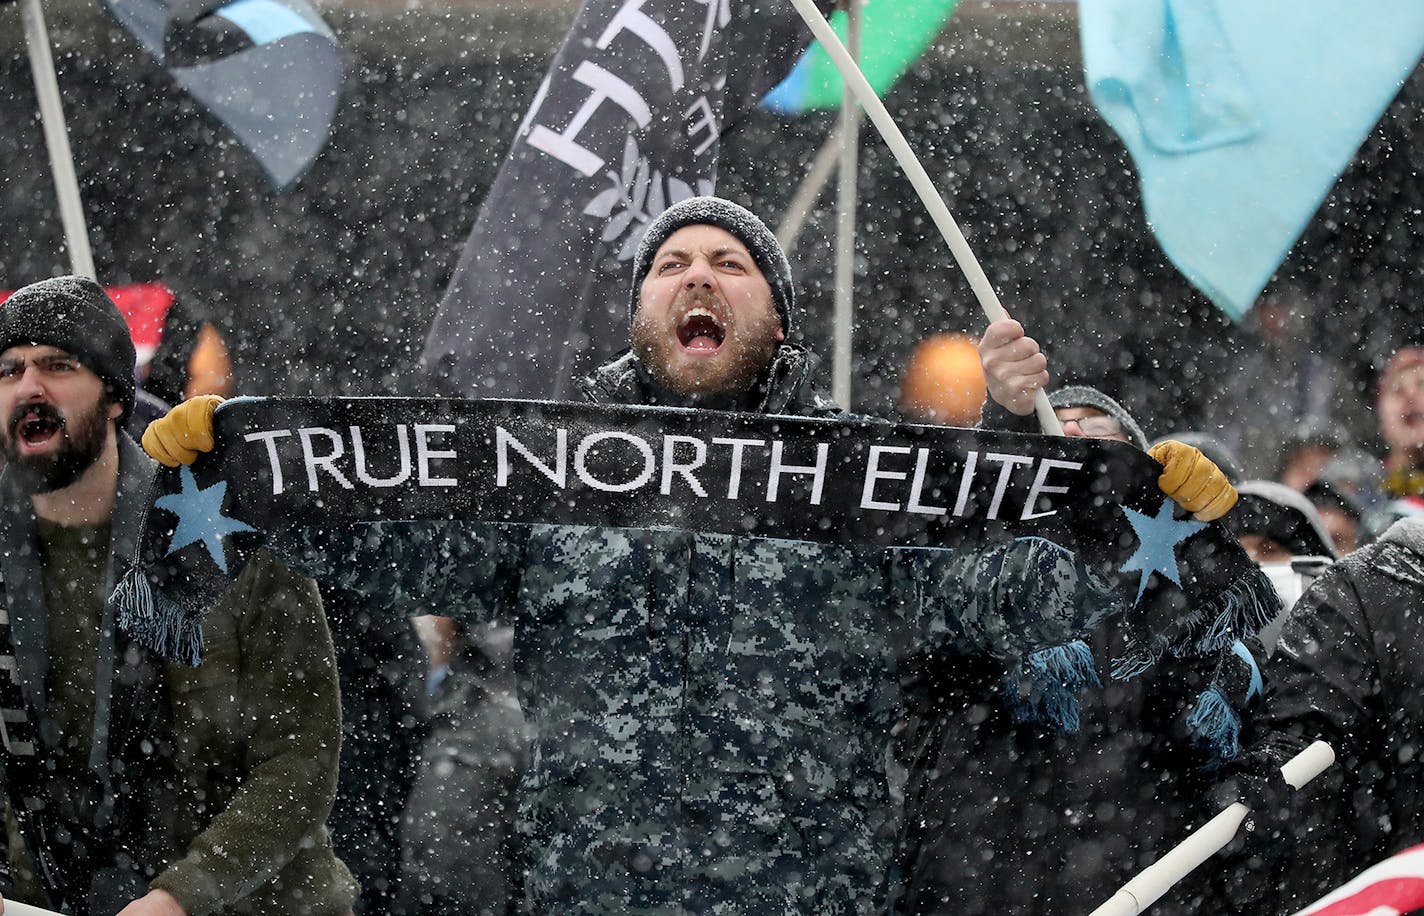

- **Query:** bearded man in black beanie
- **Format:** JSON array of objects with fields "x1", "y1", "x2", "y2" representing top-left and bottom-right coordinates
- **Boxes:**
[{"x1": 0, "y1": 277, "x2": 356, "y2": 916}]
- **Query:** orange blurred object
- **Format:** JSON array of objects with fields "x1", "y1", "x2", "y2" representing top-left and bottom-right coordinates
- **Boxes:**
[
  {"x1": 185, "y1": 323, "x2": 234, "y2": 399},
  {"x1": 900, "y1": 332, "x2": 987, "y2": 426}
]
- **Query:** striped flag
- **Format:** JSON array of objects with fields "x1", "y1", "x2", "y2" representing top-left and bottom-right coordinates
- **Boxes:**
[
  {"x1": 761, "y1": 0, "x2": 958, "y2": 113},
  {"x1": 97, "y1": 0, "x2": 343, "y2": 189},
  {"x1": 1292, "y1": 844, "x2": 1424, "y2": 916}
]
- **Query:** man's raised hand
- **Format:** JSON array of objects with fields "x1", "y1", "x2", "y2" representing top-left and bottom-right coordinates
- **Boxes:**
[
  {"x1": 979, "y1": 318, "x2": 1049, "y2": 417},
  {"x1": 142, "y1": 395, "x2": 224, "y2": 467}
]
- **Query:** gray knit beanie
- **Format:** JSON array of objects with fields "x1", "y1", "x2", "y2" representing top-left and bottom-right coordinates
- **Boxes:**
[
  {"x1": 629, "y1": 196, "x2": 794, "y2": 335},
  {"x1": 0, "y1": 276, "x2": 137, "y2": 422},
  {"x1": 1049, "y1": 385, "x2": 1150, "y2": 450}
]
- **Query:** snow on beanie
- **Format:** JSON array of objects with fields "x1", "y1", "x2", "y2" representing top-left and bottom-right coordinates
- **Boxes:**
[
  {"x1": 1049, "y1": 385, "x2": 1150, "y2": 450},
  {"x1": 0, "y1": 276, "x2": 137, "y2": 422},
  {"x1": 629, "y1": 196, "x2": 795, "y2": 336}
]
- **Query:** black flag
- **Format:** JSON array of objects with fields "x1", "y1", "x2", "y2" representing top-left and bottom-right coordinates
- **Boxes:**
[{"x1": 419, "y1": 0, "x2": 819, "y2": 399}]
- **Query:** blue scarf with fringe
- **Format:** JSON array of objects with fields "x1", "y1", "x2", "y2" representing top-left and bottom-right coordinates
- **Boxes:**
[{"x1": 110, "y1": 397, "x2": 1277, "y2": 750}]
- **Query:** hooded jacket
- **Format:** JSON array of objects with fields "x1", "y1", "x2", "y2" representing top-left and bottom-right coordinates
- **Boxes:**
[
  {"x1": 1243, "y1": 517, "x2": 1424, "y2": 910},
  {"x1": 891, "y1": 388, "x2": 1250, "y2": 916},
  {"x1": 271, "y1": 347, "x2": 1126, "y2": 915}
]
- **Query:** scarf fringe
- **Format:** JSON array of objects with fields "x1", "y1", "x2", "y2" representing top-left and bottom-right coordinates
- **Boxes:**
[
  {"x1": 111, "y1": 566, "x2": 204, "y2": 667},
  {"x1": 1111, "y1": 564, "x2": 1281, "y2": 681},
  {"x1": 1187, "y1": 684, "x2": 1241, "y2": 767},
  {"x1": 1188, "y1": 564, "x2": 1281, "y2": 656},
  {"x1": 1004, "y1": 641, "x2": 1100, "y2": 735}
]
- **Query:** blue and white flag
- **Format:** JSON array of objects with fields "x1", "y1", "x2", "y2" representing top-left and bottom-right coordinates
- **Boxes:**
[
  {"x1": 100, "y1": 0, "x2": 343, "y2": 190},
  {"x1": 1080, "y1": 0, "x2": 1424, "y2": 319}
]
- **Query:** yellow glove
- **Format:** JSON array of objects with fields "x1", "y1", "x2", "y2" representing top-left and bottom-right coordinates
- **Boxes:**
[
  {"x1": 1148, "y1": 439, "x2": 1238, "y2": 522},
  {"x1": 142, "y1": 395, "x2": 224, "y2": 467}
]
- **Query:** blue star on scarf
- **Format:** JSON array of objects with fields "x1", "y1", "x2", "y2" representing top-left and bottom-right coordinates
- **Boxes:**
[
  {"x1": 154, "y1": 466, "x2": 256, "y2": 573},
  {"x1": 1121, "y1": 497, "x2": 1207, "y2": 602}
]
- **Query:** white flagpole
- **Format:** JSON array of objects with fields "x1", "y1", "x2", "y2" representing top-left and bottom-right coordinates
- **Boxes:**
[
  {"x1": 784, "y1": 0, "x2": 1063, "y2": 435},
  {"x1": 775, "y1": 123, "x2": 842, "y2": 253},
  {"x1": 1088, "y1": 741, "x2": 1336, "y2": 916},
  {"x1": 20, "y1": 0, "x2": 97, "y2": 280},
  {"x1": 3, "y1": 898, "x2": 66, "y2": 916},
  {"x1": 831, "y1": 0, "x2": 863, "y2": 408}
]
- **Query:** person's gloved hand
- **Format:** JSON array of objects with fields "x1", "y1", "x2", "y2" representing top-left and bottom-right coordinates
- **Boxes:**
[
  {"x1": 1212, "y1": 763, "x2": 1295, "y2": 856},
  {"x1": 1148, "y1": 439, "x2": 1238, "y2": 521},
  {"x1": 142, "y1": 395, "x2": 224, "y2": 467}
]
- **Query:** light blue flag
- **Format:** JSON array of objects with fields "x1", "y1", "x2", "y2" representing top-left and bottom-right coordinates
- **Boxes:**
[{"x1": 1080, "y1": 0, "x2": 1424, "y2": 320}]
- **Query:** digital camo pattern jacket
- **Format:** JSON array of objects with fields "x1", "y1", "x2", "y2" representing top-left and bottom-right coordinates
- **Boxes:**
[{"x1": 269, "y1": 347, "x2": 1124, "y2": 916}]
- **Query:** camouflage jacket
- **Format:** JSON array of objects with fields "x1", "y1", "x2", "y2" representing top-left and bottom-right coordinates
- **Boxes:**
[{"x1": 275, "y1": 348, "x2": 1121, "y2": 915}]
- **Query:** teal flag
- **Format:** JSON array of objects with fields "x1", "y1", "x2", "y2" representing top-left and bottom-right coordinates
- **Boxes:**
[
  {"x1": 1080, "y1": 0, "x2": 1424, "y2": 319},
  {"x1": 762, "y1": 0, "x2": 957, "y2": 113}
]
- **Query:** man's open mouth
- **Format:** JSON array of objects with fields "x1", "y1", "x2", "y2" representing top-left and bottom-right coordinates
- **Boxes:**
[
  {"x1": 676, "y1": 307, "x2": 726, "y2": 353},
  {"x1": 12, "y1": 408, "x2": 62, "y2": 451}
]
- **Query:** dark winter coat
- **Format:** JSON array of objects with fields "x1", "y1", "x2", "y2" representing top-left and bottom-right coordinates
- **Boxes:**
[
  {"x1": 891, "y1": 397, "x2": 1233, "y2": 916},
  {"x1": 272, "y1": 346, "x2": 1124, "y2": 916},
  {"x1": 894, "y1": 627, "x2": 1223, "y2": 915},
  {"x1": 0, "y1": 434, "x2": 356, "y2": 915},
  {"x1": 1245, "y1": 516, "x2": 1424, "y2": 910},
  {"x1": 397, "y1": 626, "x2": 528, "y2": 916}
]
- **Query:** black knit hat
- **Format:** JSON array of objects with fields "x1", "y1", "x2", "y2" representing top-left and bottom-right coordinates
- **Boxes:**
[
  {"x1": 1049, "y1": 385, "x2": 1150, "y2": 450},
  {"x1": 629, "y1": 196, "x2": 795, "y2": 335},
  {"x1": 0, "y1": 276, "x2": 137, "y2": 422}
]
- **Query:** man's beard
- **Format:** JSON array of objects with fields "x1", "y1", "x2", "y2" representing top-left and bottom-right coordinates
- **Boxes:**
[
  {"x1": 631, "y1": 292, "x2": 782, "y2": 399},
  {"x1": 1, "y1": 399, "x2": 111, "y2": 495}
]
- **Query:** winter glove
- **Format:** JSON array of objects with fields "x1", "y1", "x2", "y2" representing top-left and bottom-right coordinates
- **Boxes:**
[
  {"x1": 142, "y1": 395, "x2": 223, "y2": 467},
  {"x1": 1149, "y1": 439, "x2": 1238, "y2": 521},
  {"x1": 1211, "y1": 761, "x2": 1296, "y2": 856}
]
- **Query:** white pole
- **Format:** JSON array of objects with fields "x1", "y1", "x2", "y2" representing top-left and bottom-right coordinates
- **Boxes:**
[
  {"x1": 20, "y1": 0, "x2": 97, "y2": 280},
  {"x1": 1088, "y1": 741, "x2": 1336, "y2": 916},
  {"x1": 784, "y1": 0, "x2": 1063, "y2": 435},
  {"x1": 3, "y1": 899, "x2": 66, "y2": 916},
  {"x1": 831, "y1": 0, "x2": 862, "y2": 408},
  {"x1": 776, "y1": 123, "x2": 843, "y2": 254}
]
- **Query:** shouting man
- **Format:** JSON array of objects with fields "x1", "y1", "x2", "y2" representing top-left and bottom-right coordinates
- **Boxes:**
[
  {"x1": 145, "y1": 198, "x2": 1232, "y2": 915},
  {"x1": 0, "y1": 277, "x2": 355, "y2": 916}
]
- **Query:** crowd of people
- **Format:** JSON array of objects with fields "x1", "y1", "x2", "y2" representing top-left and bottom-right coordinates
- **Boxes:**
[{"x1": 0, "y1": 194, "x2": 1421, "y2": 915}]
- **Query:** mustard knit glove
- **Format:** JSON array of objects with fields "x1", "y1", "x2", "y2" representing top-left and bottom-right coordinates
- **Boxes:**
[
  {"x1": 142, "y1": 395, "x2": 224, "y2": 467},
  {"x1": 1147, "y1": 440, "x2": 1238, "y2": 522}
]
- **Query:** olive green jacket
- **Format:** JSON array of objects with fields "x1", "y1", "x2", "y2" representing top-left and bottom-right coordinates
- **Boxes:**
[
  {"x1": 149, "y1": 547, "x2": 357, "y2": 916},
  {"x1": 1, "y1": 436, "x2": 355, "y2": 916}
]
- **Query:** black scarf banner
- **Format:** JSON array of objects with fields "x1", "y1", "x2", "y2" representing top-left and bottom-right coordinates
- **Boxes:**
[{"x1": 114, "y1": 397, "x2": 1276, "y2": 680}]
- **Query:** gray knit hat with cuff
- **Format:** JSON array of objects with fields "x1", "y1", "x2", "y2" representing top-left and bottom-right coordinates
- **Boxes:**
[
  {"x1": 629, "y1": 196, "x2": 795, "y2": 336},
  {"x1": 1049, "y1": 385, "x2": 1150, "y2": 450},
  {"x1": 0, "y1": 275, "x2": 137, "y2": 423}
]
